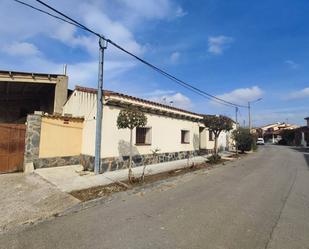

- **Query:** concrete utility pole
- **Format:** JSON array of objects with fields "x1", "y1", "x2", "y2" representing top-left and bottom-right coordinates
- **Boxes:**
[
  {"x1": 248, "y1": 98, "x2": 262, "y2": 131},
  {"x1": 235, "y1": 107, "x2": 238, "y2": 155},
  {"x1": 94, "y1": 37, "x2": 108, "y2": 175}
]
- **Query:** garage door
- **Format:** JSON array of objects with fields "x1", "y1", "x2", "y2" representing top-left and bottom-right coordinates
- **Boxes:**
[{"x1": 0, "y1": 124, "x2": 26, "y2": 173}]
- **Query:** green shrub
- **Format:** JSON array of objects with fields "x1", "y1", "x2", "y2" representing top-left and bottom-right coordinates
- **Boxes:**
[{"x1": 232, "y1": 128, "x2": 254, "y2": 153}]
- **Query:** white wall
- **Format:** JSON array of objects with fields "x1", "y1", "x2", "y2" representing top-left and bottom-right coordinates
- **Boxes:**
[
  {"x1": 63, "y1": 91, "x2": 97, "y2": 118},
  {"x1": 64, "y1": 90, "x2": 203, "y2": 158},
  {"x1": 204, "y1": 128, "x2": 234, "y2": 151},
  {"x1": 82, "y1": 105, "x2": 201, "y2": 157}
]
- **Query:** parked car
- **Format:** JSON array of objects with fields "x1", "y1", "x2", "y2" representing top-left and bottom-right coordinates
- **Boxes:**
[{"x1": 256, "y1": 138, "x2": 265, "y2": 145}]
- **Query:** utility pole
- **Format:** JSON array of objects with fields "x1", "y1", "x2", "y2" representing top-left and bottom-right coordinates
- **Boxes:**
[
  {"x1": 235, "y1": 107, "x2": 238, "y2": 155},
  {"x1": 94, "y1": 37, "x2": 107, "y2": 175},
  {"x1": 248, "y1": 101, "x2": 251, "y2": 131},
  {"x1": 248, "y1": 98, "x2": 262, "y2": 132}
]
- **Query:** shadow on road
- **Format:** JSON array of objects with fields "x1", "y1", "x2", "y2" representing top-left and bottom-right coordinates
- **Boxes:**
[{"x1": 291, "y1": 147, "x2": 309, "y2": 168}]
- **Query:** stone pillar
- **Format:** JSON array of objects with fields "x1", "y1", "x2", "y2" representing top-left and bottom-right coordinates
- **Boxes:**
[
  {"x1": 24, "y1": 114, "x2": 42, "y2": 171},
  {"x1": 53, "y1": 75, "x2": 68, "y2": 114}
]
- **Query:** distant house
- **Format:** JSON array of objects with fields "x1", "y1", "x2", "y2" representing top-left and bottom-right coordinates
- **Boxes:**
[
  {"x1": 257, "y1": 122, "x2": 299, "y2": 143},
  {"x1": 63, "y1": 86, "x2": 235, "y2": 172}
]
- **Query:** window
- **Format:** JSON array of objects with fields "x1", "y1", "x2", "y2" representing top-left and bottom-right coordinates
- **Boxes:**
[
  {"x1": 181, "y1": 130, "x2": 190, "y2": 144},
  {"x1": 136, "y1": 127, "x2": 152, "y2": 145},
  {"x1": 209, "y1": 130, "x2": 214, "y2": 141}
]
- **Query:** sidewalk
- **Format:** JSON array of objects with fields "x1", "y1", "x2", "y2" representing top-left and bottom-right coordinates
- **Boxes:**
[
  {"x1": 0, "y1": 173, "x2": 79, "y2": 234},
  {"x1": 35, "y1": 153, "x2": 235, "y2": 193}
]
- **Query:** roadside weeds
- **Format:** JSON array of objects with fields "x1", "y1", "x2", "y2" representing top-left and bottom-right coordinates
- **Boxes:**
[{"x1": 70, "y1": 156, "x2": 234, "y2": 202}]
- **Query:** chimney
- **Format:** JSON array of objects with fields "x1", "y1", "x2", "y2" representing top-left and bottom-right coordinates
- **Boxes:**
[{"x1": 63, "y1": 64, "x2": 67, "y2": 76}]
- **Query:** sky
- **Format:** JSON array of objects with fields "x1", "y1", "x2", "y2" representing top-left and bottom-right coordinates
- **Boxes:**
[{"x1": 0, "y1": 0, "x2": 309, "y2": 127}]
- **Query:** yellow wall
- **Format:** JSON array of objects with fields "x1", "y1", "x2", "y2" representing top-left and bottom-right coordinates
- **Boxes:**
[{"x1": 39, "y1": 117, "x2": 83, "y2": 158}]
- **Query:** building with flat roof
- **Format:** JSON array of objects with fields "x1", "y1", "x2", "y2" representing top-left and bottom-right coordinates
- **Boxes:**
[{"x1": 0, "y1": 70, "x2": 68, "y2": 123}]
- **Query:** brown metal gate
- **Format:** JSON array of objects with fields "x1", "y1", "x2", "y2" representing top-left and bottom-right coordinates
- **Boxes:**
[{"x1": 0, "y1": 124, "x2": 26, "y2": 173}]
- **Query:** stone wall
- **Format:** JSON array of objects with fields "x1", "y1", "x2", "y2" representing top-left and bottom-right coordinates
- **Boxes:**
[
  {"x1": 24, "y1": 114, "x2": 42, "y2": 164},
  {"x1": 34, "y1": 156, "x2": 80, "y2": 169},
  {"x1": 81, "y1": 149, "x2": 212, "y2": 173}
]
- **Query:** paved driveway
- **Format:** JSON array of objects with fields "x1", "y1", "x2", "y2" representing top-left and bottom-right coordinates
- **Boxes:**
[
  {"x1": 1, "y1": 145, "x2": 309, "y2": 249},
  {"x1": 0, "y1": 173, "x2": 79, "y2": 234}
]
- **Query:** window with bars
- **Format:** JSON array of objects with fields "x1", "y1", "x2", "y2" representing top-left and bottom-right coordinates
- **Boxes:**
[
  {"x1": 181, "y1": 130, "x2": 190, "y2": 144},
  {"x1": 136, "y1": 127, "x2": 152, "y2": 145}
]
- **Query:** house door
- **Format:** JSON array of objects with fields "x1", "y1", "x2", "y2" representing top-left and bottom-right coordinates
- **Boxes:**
[{"x1": 0, "y1": 124, "x2": 26, "y2": 174}]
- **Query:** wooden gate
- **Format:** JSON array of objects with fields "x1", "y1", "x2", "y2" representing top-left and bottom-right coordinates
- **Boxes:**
[{"x1": 0, "y1": 124, "x2": 26, "y2": 174}]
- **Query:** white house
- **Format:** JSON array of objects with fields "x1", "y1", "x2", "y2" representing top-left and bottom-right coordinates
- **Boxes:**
[{"x1": 63, "y1": 86, "x2": 234, "y2": 172}]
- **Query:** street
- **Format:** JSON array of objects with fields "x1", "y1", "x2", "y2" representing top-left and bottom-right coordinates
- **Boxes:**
[{"x1": 1, "y1": 145, "x2": 309, "y2": 249}]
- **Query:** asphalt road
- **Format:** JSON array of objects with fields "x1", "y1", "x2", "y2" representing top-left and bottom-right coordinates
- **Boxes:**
[{"x1": 1, "y1": 145, "x2": 309, "y2": 249}]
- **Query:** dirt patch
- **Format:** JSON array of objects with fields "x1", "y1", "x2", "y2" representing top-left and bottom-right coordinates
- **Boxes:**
[
  {"x1": 70, "y1": 184, "x2": 127, "y2": 202},
  {"x1": 70, "y1": 162, "x2": 214, "y2": 202}
]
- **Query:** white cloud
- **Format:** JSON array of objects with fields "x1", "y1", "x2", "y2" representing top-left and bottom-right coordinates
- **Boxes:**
[
  {"x1": 144, "y1": 89, "x2": 175, "y2": 96},
  {"x1": 121, "y1": 0, "x2": 186, "y2": 20},
  {"x1": 215, "y1": 86, "x2": 263, "y2": 105},
  {"x1": 175, "y1": 7, "x2": 187, "y2": 18},
  {"x1": 2, "y1": 42, "x2": 40, "y2": 56},
  {"x1": 148, "y1": 91, "x2": 193, "y2": 109},
  {"x1": 286, "y1": 87, "x2": 309, "y2": 100},
  {"x1": 0, "y1": 0, "x2": 186, "y2": 90},
  {"x1": 169, "y1": 51, "x2": 181, "y2": 63},
  {"x1": 208, "y1": 35, "x2": 234, "y2": 55},
  {"x1": 285, "y1": 60, "x2": 299, "y2": 69}
]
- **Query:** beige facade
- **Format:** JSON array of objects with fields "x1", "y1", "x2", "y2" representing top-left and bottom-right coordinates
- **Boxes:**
[
  {"x1": 63, "y1": 86, "x2": 234, "y2": 160},
  {"x1": 39, "y1": 116, "x2": 83, "y2": 158},
  {"x1": 81, "y1": 106, "x2": 202, "y2": 158}
]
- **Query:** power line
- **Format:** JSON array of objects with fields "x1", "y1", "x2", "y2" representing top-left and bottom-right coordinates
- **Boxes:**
[
  {"x1": 13, "y1": 0, "x2": 84, "y2": 29},
  {"x1": 13, "y1": 0, "x2": 247, "y2": 108},
  {"x1": 31, "y1": 0, "x2": 237, "y2": 108},
  {"x1": 107, "y1": 39, "x2": 247, "y2": 108},
  {"x1": 18, "y1": 0, "x2": 246, "y2": 108},
  {"x1": 34, "y1": 0, "x2": 101, "y2": 37}
]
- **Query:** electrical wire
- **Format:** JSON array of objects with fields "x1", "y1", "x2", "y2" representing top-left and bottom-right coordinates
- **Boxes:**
[
  {"x1": 13, "y1": 0, "x2": 247, "y2": 109},
  {"x1": 34, "y1": 0, "x2": 101, "y2": 37},
  {"x1": 13, "y1": 0, "x2": 84, "y2": 29}
]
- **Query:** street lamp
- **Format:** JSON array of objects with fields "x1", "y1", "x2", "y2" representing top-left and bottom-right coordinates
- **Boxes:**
[{"x1": 248, "y1": 98, "x2": 262, "y2": 131}]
